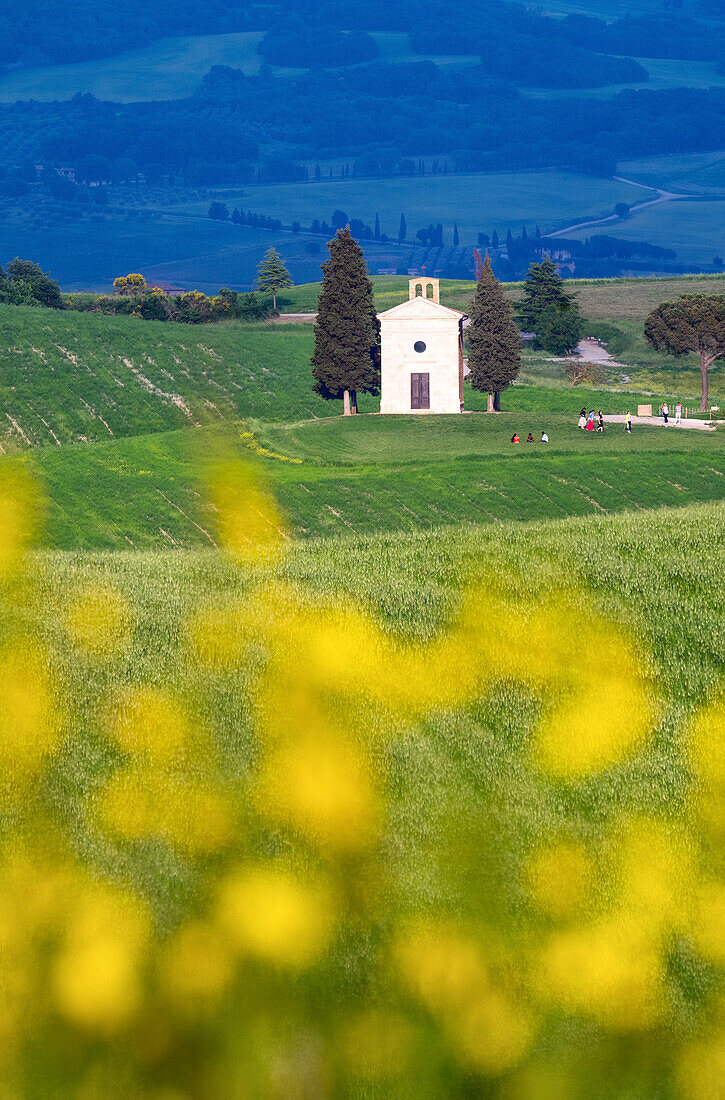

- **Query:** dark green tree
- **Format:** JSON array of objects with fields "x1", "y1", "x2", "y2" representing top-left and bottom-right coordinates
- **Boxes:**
[
  {"x1": 645, "y1": 294, "x2": 725, "y2": 411},
  {"x1": 398, "y1": 213, "x2": 407, "y2": 243},
  {"x1": 466, "y1": 255, "x2": 521, "y2": 412},
  {"x1": 516, "y1": 257, "x2": 583, "y2": 355},
  {"x1": 311, "y1": 227, "x2": 380, "y2": 416},
  {"x1": 492, "y1": 230, "x2": 499, "y2": 249},
  {"x1": 374, "y1": 213, "x2": 380, "y2": 240},
  {"x1": 453, "y1": 222, "x2": 459, "y2": 247},
  {"x1": 254, "y1": 247, "x2": 293, "y2": 310}
]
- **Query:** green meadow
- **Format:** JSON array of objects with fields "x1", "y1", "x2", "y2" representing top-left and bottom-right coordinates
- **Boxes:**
[
  {"x1": 0, "y1": 30, "x2": 479, "y2": 105},
  {"x1": 2, "y1": 270, "x2": 725, "y2": 1094},
  {"x1": 167, "y1": 172, "x2": 649, "y2": 243}
]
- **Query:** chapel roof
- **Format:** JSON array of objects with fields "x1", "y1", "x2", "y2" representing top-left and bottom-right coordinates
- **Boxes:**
[{"x1": 377, "y1": 295, "x2": 467, "y2": 321}]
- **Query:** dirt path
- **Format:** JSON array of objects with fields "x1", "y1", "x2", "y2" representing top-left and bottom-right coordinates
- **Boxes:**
[
  {"x1": 603, "y1": 414, "x2": 717, "y2": 432},
  {"x1": 545, "y1": 176, "x2": 694, "y2": 239}
]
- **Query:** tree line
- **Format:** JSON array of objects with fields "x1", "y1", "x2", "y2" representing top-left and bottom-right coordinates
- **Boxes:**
[
  {"x1": 0, "y1": 62, "x2": 724, "y2": 190},
  {"x1": 310, "y1": 229, "x2": 725, "y2": 415}
]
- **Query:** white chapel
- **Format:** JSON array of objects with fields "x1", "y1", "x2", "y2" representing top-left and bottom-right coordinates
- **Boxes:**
[{"x1": 378, "y1": 278, "x2": 466, "y2": 414}]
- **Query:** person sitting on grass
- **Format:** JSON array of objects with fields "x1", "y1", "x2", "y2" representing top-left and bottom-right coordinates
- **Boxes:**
[
  {"x1": 526, "y1": 432, "x2": 535, "y2": 443},
  {"x1": 511, "y1": 433, "x2": 521, "y2": 444},
  {"x1": 539, "y1": 431, "x2": 549, "y2": 442}
]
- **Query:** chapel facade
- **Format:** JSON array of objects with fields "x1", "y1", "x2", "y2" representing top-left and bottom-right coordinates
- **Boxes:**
[{"x1": 378, "y1": 278, "x2": 466, "y2": 415}]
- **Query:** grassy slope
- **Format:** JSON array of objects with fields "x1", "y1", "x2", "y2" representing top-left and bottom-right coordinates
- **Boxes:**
[
  {"x1": 2, "y1": 277, "x2": 724, "y2": 549},
  {"x1": 618, "y1": 151, "x2": 725, "y2": 197},
  {"x1": 0, "y1": 30, "x2": 479, "y2": 104},
  {"x1": 568, "y1": 200, "x2": 725, "y2": 266},
  {"x1": 0, "y1": 306, "x2": 358, "y2": 450},
  {"x1": 16, "y1": 498, "x2": 725, "y2": 920},
  {"x1": 22, "y1": 413, "x2": 725, "y2": 548},
  {"x1": 168, "y1": 173, "x2": 649, "y2": 244}
]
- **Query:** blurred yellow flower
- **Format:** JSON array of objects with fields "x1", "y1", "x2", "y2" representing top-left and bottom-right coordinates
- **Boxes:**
[
  {"x1": 100, "y1": 769, "x2": 234, "y2": 854},
  {"x1": 208, "y1": 460, "x2": 287, "y2": 565},
  {"x1": 525, "y1": 839, "x2": 591, "y2": 919},
  {"x1": 52, "y1": 885, "x2": 150, "y2": 1034},
  {"x1": 0, "y1": 641, "x2": 58, "y2": 786},
  {"x1": 216, "y1": 866, "x2": 333, "y2": 968},
  {"x1": 537, "y1": 914, "x2": 664, "y2": 1030},
  {"x1": 105, "y1": 686, "x2": 190, "y2": 763},
  {"x1": 65, "y1": 583, "x2": 131, "y2": 656}
]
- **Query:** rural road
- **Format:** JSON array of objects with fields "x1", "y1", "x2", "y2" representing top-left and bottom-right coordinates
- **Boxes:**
[
  {"x1": 545, "y1": 176, "x2": 693, "y2": 239},
  {"x1": 602, "y1": 414, "x2": 718, "y2": 431}
]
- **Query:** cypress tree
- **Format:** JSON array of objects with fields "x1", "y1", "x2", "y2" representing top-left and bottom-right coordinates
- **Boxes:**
[
  {"x1": 374, "y1": 213, "x2": 380, "y2": 240},
  {"x1": 516, "y1": 257, "x2": 583, "y2": 355},
  {"x1": 467, "y1": 255, "x2": 521, "y2": 413},
  {"x1": 506, "y1": 228, "x2": 513, "y2": 251},
  {"x1": 535, "y1": 225, "x2": 541, "y2": 239},
  {"x1": 311, "y1": 228, "x2": 380, "y2": 416},
  {"x1": 492, "y1": 229, "x2": 499, "y2": 249},
  {"x1": 453, "y1": 222, "x2": 460, "y2": 247},
  {"x1": 521, "y1": 225, "x2": 528, "y2": 240},
  {"x1": 398, "y1": 213, "x2": 407, "y2": 243}
]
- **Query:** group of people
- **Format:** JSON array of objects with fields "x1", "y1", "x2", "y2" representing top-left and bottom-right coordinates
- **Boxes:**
[
  {"x1": 511, "y1": 431, "x2": 548, "y2": 443},
  {"x1": 659, "y1": 402, "x2": 683, "y2": 425},
  {"x1": 578, "y1": 408, "x2": 605, "y2": 433}
]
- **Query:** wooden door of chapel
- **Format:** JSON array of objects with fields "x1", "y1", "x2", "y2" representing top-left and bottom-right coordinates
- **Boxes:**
[{"x1": 411, "y1": 372, "x2": 430, "y2": 410}]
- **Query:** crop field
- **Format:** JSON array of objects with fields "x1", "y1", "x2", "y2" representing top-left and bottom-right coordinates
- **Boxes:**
[
  {"x1": 2, "y1": 454, "x2": 725, "y2": 1093},
  {"x1": 0, "y1": 30, "x2": 480, "y2": 105},
  {"x1": 0, "y1": 211, "x2": 355, "y2": 293},
  {"x1": 170, "y1": 173, "x2": 649, "y2": 245},
  {"x1": 15, "y1": 412, "x2": 723, "y2": 548},
  {"x1": 280, "y1": 272, "x2": 725, "y2": 322},
  {"x1": 569, "y1": 199, "x2": 725, "y2": 267},
  {"x1": 2, "y1": 266, "x2": 725, "y2": 1092},
  {"x1": 618, "y1": 152, "x2": 725, "y2": 198}
]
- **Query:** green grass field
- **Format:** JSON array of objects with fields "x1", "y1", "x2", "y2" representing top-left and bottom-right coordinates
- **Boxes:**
[
  {"x1": 16, "y1": 411, "x2": 723, "y2": 548},
  {"x1": 168, "y1": 173, "x2": 650, "y2": 244},
  {"x1": 2, "y1": 264, "x2": 725, "y2": 1092},
  {"x1": 0, "y1": 30, "x2": 480, "y2": 104},
  {"x1": 3, "y1": 496, "x2": 725, "y2": 1093},
  {"x1": 619, "y1": 151, "x2": 725, "y2": 197},
  {"x1": 0, "y1": 284, "x2": 723, "y2": 549},
  {"x1": 569, "y1": 199, "x2": 725, "y2": 266}
]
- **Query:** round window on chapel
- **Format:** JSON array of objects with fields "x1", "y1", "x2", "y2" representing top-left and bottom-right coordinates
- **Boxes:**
[{"x1": 414, "y1": 340, "x2": 426, "y2": 353}]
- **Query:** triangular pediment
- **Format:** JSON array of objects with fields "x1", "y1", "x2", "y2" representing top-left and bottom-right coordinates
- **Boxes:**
[{"x1": 378, "y1": 296, "x2": 466, "y2": 321}]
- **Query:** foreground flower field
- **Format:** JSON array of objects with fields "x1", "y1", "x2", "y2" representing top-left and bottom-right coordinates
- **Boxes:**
[{"x1": 1, "y1": 463, "x2": 725, "y2": 1098}]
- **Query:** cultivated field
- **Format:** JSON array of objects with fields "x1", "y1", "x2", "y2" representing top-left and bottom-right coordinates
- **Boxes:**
[
  {"x1": 2, "y1": 479, "x2": 725, "y2": 1093},
  {"x1": 1, "y1": 284, "x2": 723, "y2": 548},
  {"x1": 167, "y1": 173, "x2": 650, "y2": 245},
  {"x1": 569, "y1": 200, "x2": 725, "y2": 267},
  {"x1": 618, "y1": 151, "x2": 725, "y2": 198},
  {"x1": 2, "y1": 264, "x2": 725, "y2": 1092}
]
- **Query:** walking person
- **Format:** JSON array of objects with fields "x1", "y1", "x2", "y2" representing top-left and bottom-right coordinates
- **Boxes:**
[
  {"x1": 675, "y1": 402, "x2": 682, "y2": 426},
  {"x1": 626, "y1": 410, "x2": 632, "y2": 434},
  {"x1": 586, "y1": 413, "x2": 594, "y2": 432},
  {"x1": 662, "y1": 402, "x2": 669, "y2": 425},
  {"x1": 597, "y1": 410, "x2": 604, "y2": 432},
  {"x1": 578, "y1": 412, "x2": 587, "y2": 430}
]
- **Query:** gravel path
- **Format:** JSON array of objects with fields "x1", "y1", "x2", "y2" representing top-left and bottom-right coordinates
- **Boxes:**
[{"x1": 602, "y1": 414, "x2": 717, "y2": 432}]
